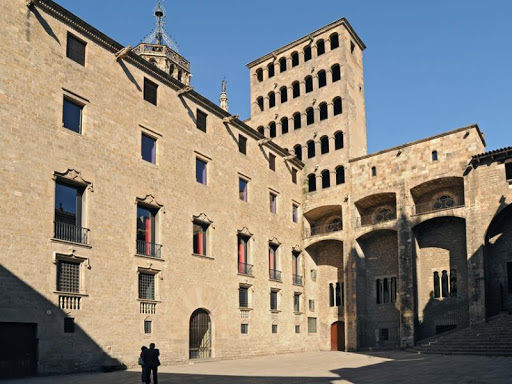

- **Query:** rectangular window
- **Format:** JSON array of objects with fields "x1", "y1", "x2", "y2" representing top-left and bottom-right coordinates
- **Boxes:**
[
  {"x1": 308, "y1": 317, "x2": 317, "y2": 333},
  {"x1": 196, "y1": 158, "x2": 207, "y2": 185},
  {"x1": 508, "y1": 262, "x2": 512, "y2": 293},
  {"x1": 272, "y1": 324, "x2": 278, "y2": 334},
  {"x1": 380, "y1": 328, "x2": 389, "y2": 341},
  {"x1": 66, "y1": 33, "x2": 86, "y2": 66},
  {"x1": 138, "y1": 273, "x2": 155, "y2": 300},
  {"x1": 193, "y1": 221, "x2": 208, "y2": 256},
  {"x1": 196, "y1": 109, "x2": 207, "y2": 132},
  {"x1": 295, "y1": 325, "x2": 300, "y2": 334},
  {"x1": 144, "y1": 78, "x2": 158, "y2": 105},
  {"x1": 239, "y1": 286, "x2": 249, "y2": 308},
  {"x1": 57, "y1": 260, "x2": 80, "y2": 293},
  {"x1": 238, "y1": 235, "x2": 250, "y2": 274},
  {"x1": 136, "y1": 205, "x2": 158, "y2": 257},
  {"x1": 55, "y1": 181, "x2": 84, "y2": 243},
  {"x1": 292, "y1": 168, "x2": 297, "y2": 184},
  {"x1": 506, "y1": 163, "x2": 512, "y2": 181},
  {"x1": 269, "y1": 243, "x2": 280, "y2": 280},
  {"x1": 63, "y1": 98, "x2": 83, "y2": 133},
  {"x1": 292, "y1": 204, "x2": 299, "y2": 223},
  {"x1": 269, "y1": 153, "x2": 276, "y2": 171},
  {"x1": 270, "y1": 290, "x2": 278, "y2": 311},
  {"x1": 64, "y1": 317, "x2": 75, "y2": 333},
  {"x1": 241, "y1": 324, "x2": 249, "y2": 334},
  {"x1": 294, "y1": 293, "x2": 300, "y2": 313},
  {"x1": 144, "y1": 320, "x2": 152, "y2": 334},
  {"x1": 239, "y1": 178, "x2": 248, "y2": 202},
  {"x1": 141, "y1": 133, "x2": 156, "y2": 164},
  {"x1": 309, "y1": 299, "x2": 315, "y2": 312},
  {"x1": 239, "y1": 135, "x2": 247, "y2": 154},
  {"x1": 270, "y1": 192, "x2": 277, "y2": 214}
]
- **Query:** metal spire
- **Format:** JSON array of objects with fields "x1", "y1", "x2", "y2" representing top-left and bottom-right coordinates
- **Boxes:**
[{"x1": 142, "y1": 0, "x2": 179, "y2": 52}]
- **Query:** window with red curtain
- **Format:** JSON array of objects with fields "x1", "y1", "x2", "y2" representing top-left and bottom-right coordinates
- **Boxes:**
[
  {"x1": 269, "y1": 243, "x2": 279, "y2": 279},
  {"x1": 193, "y1": 221, "x2": 208, "y2": 256},
  {"x1": 137, "y1": 205, "x2": 156, "y2": 256},
  {"x1": 238, "y1": 235, "x2": 249, "y2": 274}
]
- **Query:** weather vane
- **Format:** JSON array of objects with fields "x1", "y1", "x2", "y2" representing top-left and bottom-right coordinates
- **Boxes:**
[{"x1": 142, "y1": 0, "x2": 180, "y2": 52}]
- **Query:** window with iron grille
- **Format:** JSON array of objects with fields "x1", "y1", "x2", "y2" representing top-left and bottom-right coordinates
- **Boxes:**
[
  {"x1": 270, "y1": 290, "x2": 278, "y2": 310},
  {"x1": 308, "y1": 317, "x2": 317, "y2": 333},
  {"x1": 144, "y1": 78, "x2": 158, "y2": 105},
  {"x1": 144, "y1": 320, "x2": 152, "y2": 334},
  {"x1": 241, "y1": 324, "x2": 249, "y2": 334},
  {"x1": 138, "y1": 273, "x2": 155, "y2": 300},
  {"x1": 64, "y1": 317, "x2": 75, "y2": 333},
  {"x1": 239, "y1": 286, "x2": 249, "y2": 308},
  {"x1": 295, "y1": 325, "x2": 300, "y2": 334},
  {"x1": 57, "y1": 260, "x2": 80, "y2": 293},
  {"x1": 196, "y1": 109, "x2": 207, "y2": 132},
  {"x1": 272, "y1": 324, "x2": 278, "y2": 334},
  {"x1": 55, "y1": 181, "x2": 84, "y2": 243},
  {"x1": 309, "y1": 299, "x2": 315, "y2": 312},
  {"x1": 66, "y1": 33, "x2": 86, "y2": 66}
]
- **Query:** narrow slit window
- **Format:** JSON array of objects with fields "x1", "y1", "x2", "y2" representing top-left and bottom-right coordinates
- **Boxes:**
[
  {"x1": 433, "y1": 271, "x2": 440, "y2": 298},
  {"x1": 269, "y1": 192, "x2": 277, "y2": 214},
  {"x1": 308, "y1": 174, "x2": 316, "y2": 192},
  {"x1": 294, "y1": 144, "x2": 302, "y2": 161},
  {"x1": 441, "y1": 270, "x2": 449, "y2": 297},
  {"x1": 269, "y1": 153, "x2": 276, "y2": 171},
  {"x1": 318, "y1": 70, "x2": 327, "y2": 88},
  {"x1": 281, "y1": 118, "x2": 289, "y2": 135},
  {"x1": 292, "y1": 82, "x2": 300, "y2": 98},
  {"x1": 239, "y1": 178, "x2": 248, "y2": 202},
  {"x1": 291, "y1": 52, "x2": 299, "y2": 67}
]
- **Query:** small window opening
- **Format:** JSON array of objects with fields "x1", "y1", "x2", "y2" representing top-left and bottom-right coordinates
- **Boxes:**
[
  {"x1": 334, "y1": 131, "x2": 344, "y2": 150},
  {"x1": 316, "y1": 40, "x2": 325, "y2": 56},
  {"x1": 293, "y1": 113, "x2": 302, "y2": 130},
  {"x1": 308, "y1": 174, "x2": 316, "y2": 192},
  {"x1": 268, "y1": 63, "x2": 275, "y2": 78},
  {"x1": 291, "y1": 52, "x2": 299, "y2": 67},
  {"x1": 281, "y1": 117, "x2": 289, "y2": 135},
  {"x1": 332, "y1": 64, "x2": 341, "y2": 82},
  {"x1": 268, "y1": 92, "x2": 276, "y2": 108},
  {"x1": 269, "y1": 122, "x2": 277, "y2": 138},
  {"x1": 321, "y1": 170, "x2": 330, "y2": 189},
  {"x1": 319, "y1": 103, "x2": 328, "y2": 121},
  {"x1": 280, "y1": 87, "x2": 288, "y2": 104},
  {"x1": 304, "y1": 46, "x2": 312, "y2": 62},
  {"x1": 305, "y1": 76, "x2": 313, "y2": 93},
  {"x1": 307, "y1": 140, "x2": 315, "y2": 158},
  {"x1": 432, "y1": 150, "x2": 438, "y2": 161},
  {"x1": 318, "y1": 71, "x2": 327, "y2": 88},
  {"x1": 64, "y1": 317, "x2": 75, "y2": 333},
  {"x1": 256, "y1": 68, "x2": 263, "y2": 82},
  {"x1": 306, "y1": 108, "x2": 314, "y2": 125},
  {"x1": 336, "y1": 166, "x2": 345, "y2": 185},
  {"x1": 294, "y1": 144, "x2": 302, "y2": 161},
  {"x1": 292, "y1": 81, "x2": 300, "y2": 98},
  {"x1": 371, "y1": 166, "x2": 377, "y2": 177},
  {"x1": 279, "y1": 57, "x2": 287, "y2": 73},
  {"x1": 320, "y1": 136, "x2": 329, "y2": 154},
  {"x1": 330, "y1": 33, "x2": 339, "y2": 49},
  {"x1": 333, "y1": 97, "x2": 342, "y2": 115}
]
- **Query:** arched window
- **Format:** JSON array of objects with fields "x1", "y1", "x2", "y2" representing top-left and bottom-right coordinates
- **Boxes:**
[
  {"x1": 305, "y1": 76, "x2": 313, "y2": 93},
  {"x1": 333, "y1": 97, "x2": 342, "y2": 115},
  {"x1": 170, "y1": 64, "x2": 175, "y2": 74},
  {"x1": 293, "y1": 113, "x2": 302, "y2": 130},
  {"x1": 267, "y1": 63, "x2": 275, "y2": 78},
  {"x1": 257, "y1": 126, "x2": 265, "y2": 135},
  {"x1": 294, "y1": 144, "x2": 302, "y2": 161},
  {"x1": 390, "y1": 277, "x2": 397, "y2": 303},
  {"x1": 432, "y1": 150, "x2": 438, "y2": 161},
  {"x1": 178, "y1": 70, "x2": 183, "y2": 81},
  {"x1": 376, "y1": 279, "x2": 382, "y2": 304},
  {"x1": 371, "y1": 166, "x2": 377, "y2": 177},
  {"x1": 279, "y1": 57, "x2": 287, "y2": 73},
  {"x1": 335, "y1": 283, "x2": 341, "y2": 306},
  {"x1": 304, "y1": 46, "x2": 312, "y2": 62},
  {"x1": 433, "y1": 272, "x2": 440, "y2": 298},
  {"x1": 291, "y1": 51, "x2": 299, "y2": 67},
  {"x1": 280, "y1": 87, "x2": 288, "y2": 104},
  {"x1": 256, "y1": 68, "x2": 263, "y2": 82},
  {"x1": 334, "y1": 131, "x2": 344, "y2": 150},
  {"x1": 307, "y1": 140, "x2": 315, "y2": 158},
  {"x1": 318, "y1": 70, "x2": 327, "y2": 88},
  {"x1": 292, "y1": 81, "x2": 300, "y2": 98},
  {"x1": 450, "y1": 269, "x2": 457, "y2": 297},
  {"x1": 441, "y1": 270, "x2": 449, "y2": 297},
  {"x1": 375, "y1": 208, "x2": 392, "y2": 222},
  {"x1": 320, "y1": 136, "x2": 329, "y2": 154},
  {"x1": 268, "y1": 92, "x2": 276, "y2": 108},
  {"x1": 332, "y1": 64, "x2": 341, "y2": 82},
  {"x1": 434, "y1": 195, "x2": 455, "y2": 210},
  {"x1": 269, "y1": 122, "x2": 277, "y2": 138},
  {"x1": 319, "y1": 102, "x2": 328, "y2": 121},
  {"x1": 257, "y1": 97, "x2": 264, "y2": 112},
  {"x1": 330, "y1": 33, "x2": 339, "y2": 49},
  {"x1": 321, "y1": 170, "x2": 330, "y2": 189},
  {"x1": 308, "y1": 174, "x2": 316, "y2": 192},
  {"x1": 335, "y1": 166, "x2": 345, "y2": 185},
  {"x1": 316, "y1": 39, "x2": 325, "y2": 55},
  {"x1": 383, "y1": 278, "x2": 390, "y2": 303},
  {"x1": 306, "y1": 108, "x2": 314, "y2": 125},
  {"x1": 281, "y1": 117, "x2": 289, "y2": 135},
  {"x1": 329, "y1": 283, "x2": 334, "y2": 307}
]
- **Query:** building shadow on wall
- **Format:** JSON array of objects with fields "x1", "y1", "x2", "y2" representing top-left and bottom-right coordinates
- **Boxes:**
[{"x1": 0, "y1": 266, "x2": 124, "y2": 379}]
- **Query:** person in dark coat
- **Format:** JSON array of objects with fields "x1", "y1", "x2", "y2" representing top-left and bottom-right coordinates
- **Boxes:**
[
  {"x1": 139, "y1": 346, "x2": 148, "y2": 384},
  {"x1": 143, "y1": 342, "x2": 160, "y2": 384}
]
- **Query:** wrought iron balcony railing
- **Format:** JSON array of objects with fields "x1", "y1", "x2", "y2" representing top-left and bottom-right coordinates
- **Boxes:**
[
  {"x1": 358, "y1": 211, "x2": 397, "y2": 227},
  {"x1": 136, "y1": 240, "x2": 162, "y2": 258},
  {"x1": 293, "y1": 274, "x2": 303, "y2": 286},
  {"x1": 305, "y1": 222, "x2": 342, "y2": 238},
  {"x1": 54, "y1": 221, "x2": 90, "y2": 245},
  {"x1": 238, "y1": 262, "x2": 253, "y2": 275},
  {"x1": 413, "y1": 196, "x2": 464, "y2": 215},
  {"x1": 269, "y1": 269, "x2": 282, "y2": 281}
]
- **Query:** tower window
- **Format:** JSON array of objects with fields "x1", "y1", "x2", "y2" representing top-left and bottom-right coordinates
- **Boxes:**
[
  {"x1": 371, "y1": 166, "x2": 377, "y2": 177},
  {"x1": 350, "y1": 41, "x2": 355, "y2": 54},
  {"x1": 318, "y1": 70, "x2": 327, "y2": 88},
  {"x1": 306, "y1": 108, "x2": 314, "y2": 126},
  {"x1": 319, "y1": 103, "x2": 328, "y2": 121},
  {"x1": 281, "y1": 117, "x2": 289, "y2": 135},
  {"x1": 292, "y1": 82, "x2": 300, "y2": 98},
  {"x1": 257, "y1": 126, "x2": 265, "y2": 135},
  {"x1": 269, "y1": 92, "x2": 276, "y2": 108},
  {"x1": 316, "y1": 40, "x2": 325, "y2": 56},
  {"x1": 257, "y1": 97, "x2": 264, "y2": 112},
  {"x1": 330, "y1": 33, "x2": 339, "y2": 49},
  {"x1": 144, "y1": 78, "x2": 158, "y2": 106},
  {"x1": 293, "y1": 113, "x2": 302, "y2": 130},
  {"x1": 256, "y1": 68, "x2": 263, "y2": 82},
  {"x1": 305, "y1": 76, "x2": 313, "y2": 93},
  {"x1": 269, "y1": 122, "x2": 277, "y2": 138},
  {"x1": 334, "y1": 131, "x2": 344, "y2": 150},
  {"x1": 304, "y1": 46, "x2": 312, "y2": 62},
  {"x1": 333, "y1": 97, "x2": 342, "y2": 115},
  {"x1": 308, "y1": 174, "x2": 316, "y2": 192},
  {"x1": 320, "y1": 136, "x2": 329, "y2": 154},
  {"x1": 66, "y1": 33, "x2": 86, "y2": 66},
  {"x1": 268, "y1": 63, "x2": 275, "y2": 78},
  {"x1": 307, "y1": 140, "x2": 315, "y2": 158},
  {"x1": 291, "y1": 52, "x2": 299, "y2": 67},
  {"x1": 279, "y1": 57, "x2": 287, "y2": 73},
  {"x1": 280, "y1": 87, "x2": 288, "y2": 104},
  {"x1": 294, "y1": 144, "x2": 302, "y2": 161},
  {"x1": 432, "y1": 150, "x2": 438, "y2": 161},
  {"x1": 336, "y1": 166, "x2": 345, "y2": 185},
  {"x1": 321, "y1": 170, "x2": 330, "y2": 189},
  {"x1": 331, "y1": 64, "x2": 341, "y2": 82}
]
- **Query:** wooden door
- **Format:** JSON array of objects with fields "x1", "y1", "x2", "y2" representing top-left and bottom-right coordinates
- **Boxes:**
[{"x1": 330, "y1": 321, "x2": 345, "y2": 351}]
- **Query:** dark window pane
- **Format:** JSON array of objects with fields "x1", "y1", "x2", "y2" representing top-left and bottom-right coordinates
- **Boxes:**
[
  {"x1": 333, "y1": 98, "x2": 342, "y2": 115},
  {"x1": 335, "y1": 283, "x2": 341, "y2": 306},
  {"x1": 506, "y1": 163, "x2": 512, "y2": 180},
  {"x1": 269, "y1": 154, "x2": 276, "y2": 171},
  {"x1": 239, "y1": 287, "x2": 249, "y2": 308},
  {"x1": 332, "y1": 65, "x2": 341, "y2": 82},
  {"x1": 294, "y1": 145, "x2": 302, "y2": 161},
  {"x1": 305, "y1": 77, "x2": 313, "y2": 93},
  {"x1": 141, "y1": 134, "x2": 156, "y2": 163},
  {"x1": 144, "y1": 78, "x2": 158, "y2": 105},
  {"x1": 268, "y1": 63, "x2": 275, "y2": 78},
  {"x1": 292, "y1": 169, "x2": 298, "y2": 184},
  {"x1": 433, "y1": 271, "x2": 440, "y2": 298},
  {"x1": 292, "y1": 52, "x2": 299, "y2": 67},
  {"x1": 239, "y1": 179, "x2": 248, "y2": 201},
  {"x1": 64, "y1": 318, "x2": 75, "y2": 333},
  {"x1": 281, "y1": 118, "x2": 289, "y2": 135},
  {"x1": 304, "y1": 46, "x2": 312, "y2": 61},
  {"x1": 66, "y1": 34, "x2": 85, "y2": 65},
  {"x1": 441, "y1": 270, "x2": 449, "y2": 297},
  {"x1": 317, "y1": 40, "x2": 325, "y2": 55},
  {"x1": 269, "y1": 122, "x2": 276, "y2": 138},
  {"x1": 196, "y1": 110, "x2": 207, "y2": 132},
  {"x1": 144, "y1": 320, "x2": 152, "y2": 334},
  {"x1": 55, "y1": 182, "x2": 80, "y2": 225},
  {"x1": 293, "y1": 113, "x2": 301, "y2": 129},
  {"x1": 320, "y1": 104, "x2": 328, "y2": 120},
  {"x1": 318, "y1": 71, "x2": 327, "y2": 88},
  {"x1": 307, "y1": 141, "x2": 315, "y2": 158},
  {"x1": 269, "y1": 93, "x2": 276, "y2": 108},
  {"x1": 239, "y1": 135, "x2": 247, "y2": 154},
  {"x1": 329, "y1": 283, "x2": 334, "y2": 307},
  {"x1": 306, "y1": 109, "x2": 314, "y2": 125},
  {"x1": 330, "y1": 34, "x2": 339, "y2": 49},
  {"x1": 270, "y1": 291, "x2": 278, "y2": 310},
  {"x1": 308, "y1": 174, "x2": 316, "y2": 192},
  {"x1": 63, "y1": 98, "x2": 82, "y2": 133},
  {"x1": 335, "y1": 132, "x2": 344, "y2": 149},
  {"x1": 293, "y1": 82, "x2": 300, "y2": 98},
  {"x1": 196, "y1": 158, "x2": 207, "y2": 184},
  {"x1": 336, "y1": 167, "x2": 345, "y2": 185},
  {"x1": 241, "y1": 324, "x2": 249, "y2": 334}
]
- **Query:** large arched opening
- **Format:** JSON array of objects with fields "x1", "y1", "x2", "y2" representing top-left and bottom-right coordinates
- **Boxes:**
[{"x1": 189, "y1": 308, "x2": 212, "y2": 359}]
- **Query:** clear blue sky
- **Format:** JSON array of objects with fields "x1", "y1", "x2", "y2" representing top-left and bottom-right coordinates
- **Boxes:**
[{"x1": 56, "y1": 0, "x2": 512, "y2": 153}]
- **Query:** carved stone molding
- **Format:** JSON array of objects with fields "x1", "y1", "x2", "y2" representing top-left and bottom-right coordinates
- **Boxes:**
[
  {"x1": 53, "y1": 169, "x2": 93, "y2": 191},
  {"x1": 53, "y1": 251, "x2": 90, "y2": 269},
  {"x1": 192, "y1": 213, "x2": 213, "y2": 225},
  {"x1": 138, "y1": 264, "x2": 161, "y2": 276},
  {"x1": 237, "y1": 227, "x2": 253, "y2": 237},
  {"x1": 136, "y1": 194, "x2": 165, "y2": 213},
  {"x1": 269, "y1": 237, "x2": 281, "y2": 246},
  {"x1": 292, "y1": 245, "x2": 302, "y2": 253}
]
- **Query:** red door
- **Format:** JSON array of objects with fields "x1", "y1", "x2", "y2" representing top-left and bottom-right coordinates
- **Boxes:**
[{"x1": 330, "y1": 321, "x2": 345, "y2": 351}]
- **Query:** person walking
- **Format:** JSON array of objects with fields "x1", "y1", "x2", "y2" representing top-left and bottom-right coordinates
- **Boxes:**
[
  {"x1": 139, "y1": 346, "x2": 148, "y2": 384},
  {"x1": 142, "y1": 342, "x2": 160, "y2": 384}
]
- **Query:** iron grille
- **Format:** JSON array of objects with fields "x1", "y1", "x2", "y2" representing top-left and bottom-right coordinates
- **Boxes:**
[
  {"x1": 238, "y1": 262, "x2": 253, "y2": 275},
  {"x1": 57, "y1": 260, "x2": 79, "y2": 293},
  {"x1": 269, "y1": 269, "x2": 282, "y2": 281},
  {"x1": 270, "y1": 291, "x2": 278, "y2": 310},
  {"x1": 138, "y1": 273, "x2": 155, "y2": 300},
  {"x1": 294, "y1": 294, "x2": 300, "y2": 312},
  {"x1": 54, "y1": 221, "x2": 89, "y2": 244},
  {"x1": 241, "y1": 324, "x2": 248, "y2": 334},
  {"x1": 189, "y1": 310, "x2": 211, "y2": 359},
  {"x1": 136, "y1": 241, "x2": 162, "y2": 258},
  {"x1": 144, "y1": 320, "x2": 152, "y2": 334},
  {"x1": 239, "y1": 287, "x2": 249, "y2": 308},
  {"x1": 66, "y1": 34, "x2": 86, "y2": 65},
  {"x1": 272, "y1": 324, "x2": 278, "y2": 333},
  {"x1": 295, "y1": 325, "x2": 301, "y2": 334},
  {"x1": 308, "y1": 317, "x2": 317, "y2": 333}
]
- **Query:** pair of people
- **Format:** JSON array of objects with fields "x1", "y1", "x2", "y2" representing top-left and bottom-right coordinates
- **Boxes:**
[{"x1": 139, "y1": 343, "x2": 160, "y2": 384}]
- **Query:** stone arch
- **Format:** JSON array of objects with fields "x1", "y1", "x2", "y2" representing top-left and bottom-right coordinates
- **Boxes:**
[{"x1": 189, "y1": 308, "x2": 212, "y2": 359}]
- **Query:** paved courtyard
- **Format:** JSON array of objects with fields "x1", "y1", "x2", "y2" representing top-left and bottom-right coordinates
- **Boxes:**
[{"x1": 4, "y1": 351, "x2": 512, "y2": 384}]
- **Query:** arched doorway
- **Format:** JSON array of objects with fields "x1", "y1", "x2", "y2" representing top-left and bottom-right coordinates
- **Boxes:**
[
  {"x1": 189, "y1": 309, "x2": 211, "y2": 359},
  {"x1": 330, "y1": 321, "x2": 345, "y2": 351}
]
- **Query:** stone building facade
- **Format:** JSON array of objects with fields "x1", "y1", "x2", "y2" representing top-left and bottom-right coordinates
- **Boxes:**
[{"x1": 0, "y1": 0, "x2": 511, "y2": 377}]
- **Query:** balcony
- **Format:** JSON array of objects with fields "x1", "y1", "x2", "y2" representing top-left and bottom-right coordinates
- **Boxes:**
[
  {"x1": 413, "y1": 196, "x2": 464, "y2": 215},
  {"x1": 136, "y1": 241, "x2": 162, "y2": 259},
  {"x1": 269, "y1": 269, "x2": 282, "y2": 281},
  {"x1": 305, "y1": 221, "x2": 342, "y2": 238},
  {"x1": 358, "y1": 211, "x2": 397, "y2": 227},
  {"x1": 238, "y1": 262, "x2": 254, "y2": 276},
  {"x1": 59, "y1": 295, "x2": 81, "y2": 310},
  {"x1": 54, "y1": 221, "x2": 90, "y2": 245},
  {"x1": 140, "y1": 301, "x2": 156, "y2": 314},
  {"x1": 293, "y1": 274, "x2": 304, "y2": 286}
]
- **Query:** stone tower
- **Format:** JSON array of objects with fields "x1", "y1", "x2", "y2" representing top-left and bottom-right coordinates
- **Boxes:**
[{"x1": 133, "y1": 1, "x2": 191, "y2": 85}]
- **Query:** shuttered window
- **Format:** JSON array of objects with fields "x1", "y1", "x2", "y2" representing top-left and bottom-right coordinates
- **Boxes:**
[
  {"x1": 239, "y1": 287, "x2": 249, "y2": 308},
  {"x1": 270, "y1": 290, "x2": 278, "y2": 310},
  {"x1": 197, "y1": 110, "x2": 207, "y2": 132},
  {"x1": 144, "y1": 78, "x2": 158, "y2": 105},
  {"x1": 66, "y1": 33, "x2": 86, "y2": 66}
]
